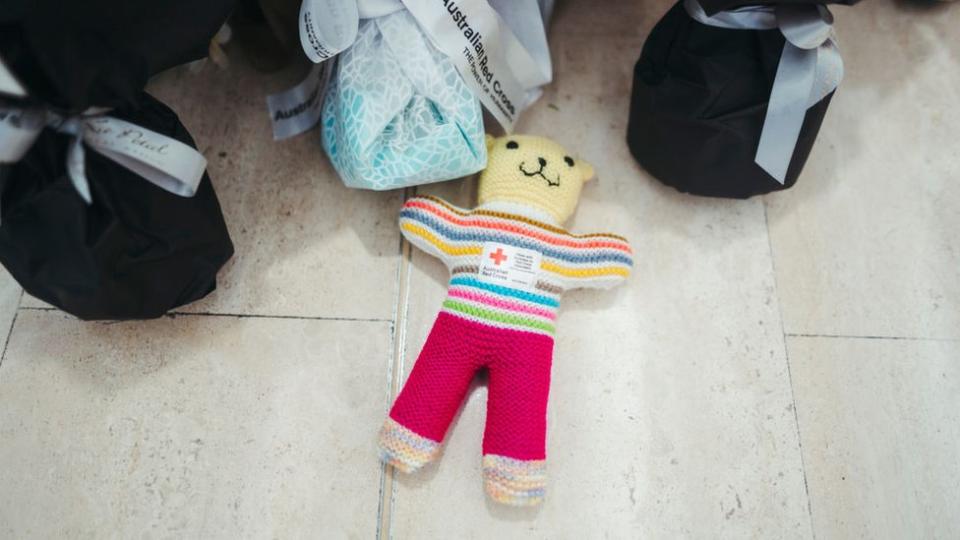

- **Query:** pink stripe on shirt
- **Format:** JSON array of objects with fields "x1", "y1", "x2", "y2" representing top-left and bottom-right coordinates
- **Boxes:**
[{"x1": 447, "y1": 287, "x2": 558, "y2": 321}]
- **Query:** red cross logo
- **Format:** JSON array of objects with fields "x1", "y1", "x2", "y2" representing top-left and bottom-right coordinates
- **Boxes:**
[{"x1": 489, "y1": 248, "x2": 508, "y2": 266}]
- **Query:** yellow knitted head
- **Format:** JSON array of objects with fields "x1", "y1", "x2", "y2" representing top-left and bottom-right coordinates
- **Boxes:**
[{"x1": 478, "y1": 134, "x2": 596, "y2": 224}]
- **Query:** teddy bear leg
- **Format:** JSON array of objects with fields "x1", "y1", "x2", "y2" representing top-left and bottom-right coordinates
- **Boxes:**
[
  {"x1": 482, "y1": 455, "x2": 548, "y2": 506},
  {"x1": 379, "y1": 417, "x2": 442, "y2": 474},
  {"x1": 379, "y1": 312, "x2": 482, "y2": 473},
  {"x1": 481, "y1": 331, "x2": 554, "y2": 506}
]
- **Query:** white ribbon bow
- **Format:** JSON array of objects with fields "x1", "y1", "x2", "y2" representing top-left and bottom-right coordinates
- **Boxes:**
[
  {"x1": 684, "y1": 0, "x2": 843, "y2": 183},
  {"x1": 0, "y1": 106, "x2": 208, "y2": 204}
]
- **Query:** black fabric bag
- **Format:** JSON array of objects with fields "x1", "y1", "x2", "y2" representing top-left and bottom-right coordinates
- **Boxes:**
[
  {"x1": 229, "y1": 0, "x2": 302, "y2": 72},
  {"x1": 0, "y1": 93, "x2": 234, "y2": 320},
  {"x1": 698, "y1": 0, "x2": 858, "y2": 14},
  {"x1": 0, "y1": 0, "x2": 236, "y2": 319},
  {"x1": 0, "y1": 0, "x2": 235, "y2": 112},
  {"x1": 627, "y1": 0, "x2": 855, "y2": 198}
]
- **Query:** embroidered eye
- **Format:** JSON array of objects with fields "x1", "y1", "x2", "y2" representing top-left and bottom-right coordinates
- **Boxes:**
[
  {"x1": 564, "y1": 156, "x2": 575, "y2": 167},
  {"x1": 506, "y1": 140, "x2": 519, "y2": 149}
]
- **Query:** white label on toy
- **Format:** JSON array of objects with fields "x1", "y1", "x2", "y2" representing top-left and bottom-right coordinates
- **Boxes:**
[
  {"x1": 299, "y1": 0, "x2": 360, "y2": 63},
  {"x1": 400, "y1": 0, "x2": 543, "y2": 131},
  {"x1": 478, "y1": 242, "x2": 542, "y2": 291},
  {"x1": 266, "y1": 60, "x2": 335, "y2": 140},
  {"x1": 0, "y1": 56, "x2": 27, "y2": 97}
]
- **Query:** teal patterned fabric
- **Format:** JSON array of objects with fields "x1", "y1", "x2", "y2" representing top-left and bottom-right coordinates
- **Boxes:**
[{"x1": 322, "y1": 10, "x2": 487, "y2": 191}]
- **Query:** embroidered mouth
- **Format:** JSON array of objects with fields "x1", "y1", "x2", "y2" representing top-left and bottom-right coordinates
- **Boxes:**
[{"x1": 519, "y1": 162, "x2": 561, "y2": 187}]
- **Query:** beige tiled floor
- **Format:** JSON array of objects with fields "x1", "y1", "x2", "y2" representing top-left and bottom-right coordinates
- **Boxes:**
[
  {"x1": 0, "y1": 312, "x2": 392, "y2": 538},
  {"x1": 765, "y1": 0, "x2": 960, "y2": 340},
  {"x1": 788, "y1": 337, "x2": 960, "y2": 540},
  {"x1": 1, "y1": 0, "x2": 958, "y2": 538}
]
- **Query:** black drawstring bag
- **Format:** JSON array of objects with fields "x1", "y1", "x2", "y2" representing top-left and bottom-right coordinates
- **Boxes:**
[
  {"x1": 626, "y1": 0, "x2": 857, "y2": 199},
  {"x1": 0, "y1": 0, "x2": 235, "y2": 112},
  {"x1": 0, "y1": 0, "x2": 236, "y2": 319},
  {"x1": 697, "y1": 0, "x2": 858, "y2": 13},
  {"x1": 0, "y1": 93, "x2": 235, "y2": 320}
]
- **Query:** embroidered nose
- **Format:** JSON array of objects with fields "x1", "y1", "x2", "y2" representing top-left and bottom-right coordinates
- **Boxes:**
[{"x1": 538, "y1": 157, "x2": 547, "y2": 167}]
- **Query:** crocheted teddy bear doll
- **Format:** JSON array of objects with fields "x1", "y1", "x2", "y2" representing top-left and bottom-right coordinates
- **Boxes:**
[{"x1": 379, "y1": 134, "x2": 634, "y2": 506}]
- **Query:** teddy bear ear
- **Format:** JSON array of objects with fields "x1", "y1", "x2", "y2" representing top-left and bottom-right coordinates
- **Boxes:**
[
  {"x1": 580, "y1": 159, "x2": 596, "y2": 182},
  {"x1": 485, "y1": 134, "x2": 497, "y2": 152}
]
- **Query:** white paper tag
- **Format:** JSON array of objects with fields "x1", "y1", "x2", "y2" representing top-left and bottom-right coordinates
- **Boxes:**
[
  {"x1": 478, "y1": 242, "x2": 542, "y2": 291},
  {"x1": 400, "y1": 0, "x2": 541, "y2": 131},
  {"x1": 357, "y1": 0, "x2": 404, "y2": 18},
  {"x1": 299, "y1": 0, "x2": 360, "y2": 63},
  {"x1": 0, "y1": 106, "x2": 208, "y2": 206},
  {"x1": 487, "y1": 0, "x2": 552, "y2": 90},
  {"x1": 266, "y1": 61, "x2": 335, "y2": 140},
  {"x1": 80, "y1": 117, "x2": 208, "y2": 197},
  {"x1": 0, "y1": 57, "x2": 28, "y2": 98}
]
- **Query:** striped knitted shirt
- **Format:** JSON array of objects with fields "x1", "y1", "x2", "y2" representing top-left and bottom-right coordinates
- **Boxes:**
[{"x1": 400, "y1": 196, "x2": 633, "y2": 336}]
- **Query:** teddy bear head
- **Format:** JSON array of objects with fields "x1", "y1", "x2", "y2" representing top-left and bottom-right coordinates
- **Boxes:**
[{"x1": 478, "y1": 134, "x2": 596, "y2": 224}]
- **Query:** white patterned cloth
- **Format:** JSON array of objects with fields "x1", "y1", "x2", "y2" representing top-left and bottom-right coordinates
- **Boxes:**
[{"x1": 321, "y1": 10, "x2": 487, "y2": 191}]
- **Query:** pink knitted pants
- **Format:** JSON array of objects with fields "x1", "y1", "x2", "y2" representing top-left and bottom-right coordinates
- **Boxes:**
[{"x1": 379, "y1": 312, "x2": 554, "y2": 505}]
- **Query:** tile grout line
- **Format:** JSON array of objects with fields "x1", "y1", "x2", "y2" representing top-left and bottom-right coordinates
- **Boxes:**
[
  {"x1": 17, "y1": 305, "x2": 391, "y2": 323},
  {"x1": 381, "y1": 238, "x2": 412, "y2": 540},
  {"x1": 785, "y1": 332, "x2": 960, "y2": 343},
  {"x1": 762, "y1": 201, "x2": 817, "y2": 540},
  {"x1": 391, "y1": 240, "x2": 414, "y2": 540},
  {"x1": 376, "y1": 187, "x2": 416, "y2": 540},
  {"x1": 0, "y1": 290, "x2": 25, "y2": 371}
]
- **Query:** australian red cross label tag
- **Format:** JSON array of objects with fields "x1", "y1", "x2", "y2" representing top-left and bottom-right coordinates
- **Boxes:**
[
  {"x1": 478, "y1": 242, "x2": 542, "y2": 291},
  {"x1": 265, "y1": 61, "x2": 335, "y2": 140}
]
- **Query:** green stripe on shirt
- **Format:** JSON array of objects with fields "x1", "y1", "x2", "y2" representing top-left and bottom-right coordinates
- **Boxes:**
[{"x1": 442, "y1": 300, "x2": 556, "y2": 334}]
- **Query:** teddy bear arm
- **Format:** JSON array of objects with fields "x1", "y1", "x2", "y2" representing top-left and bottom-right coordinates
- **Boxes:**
[
  {"x1": 557, "y1": 236, "x2": 634, "y2": 291},
  {"x1": 398, "y1": 197, "x2": 465, "y2": 269},
  {"x1": 563, "y1": 272, "x2": 629, "y2": 291},
  {"x1": 399, "y1": 217, "x2": 455, "y2": 268}
]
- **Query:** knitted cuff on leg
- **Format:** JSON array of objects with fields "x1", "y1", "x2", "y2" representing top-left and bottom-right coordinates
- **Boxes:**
[
  {"x1": 482, "y1": 454, "x2": 547, "y2": 506},
  {"x1": 378, "y1": 417, "x2": 441, "y2": 473}
]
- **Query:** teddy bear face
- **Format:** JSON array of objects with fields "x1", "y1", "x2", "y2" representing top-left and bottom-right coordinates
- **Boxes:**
[{"x1": 478, "y1": 135, "x2": 595, "y2": 224}]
